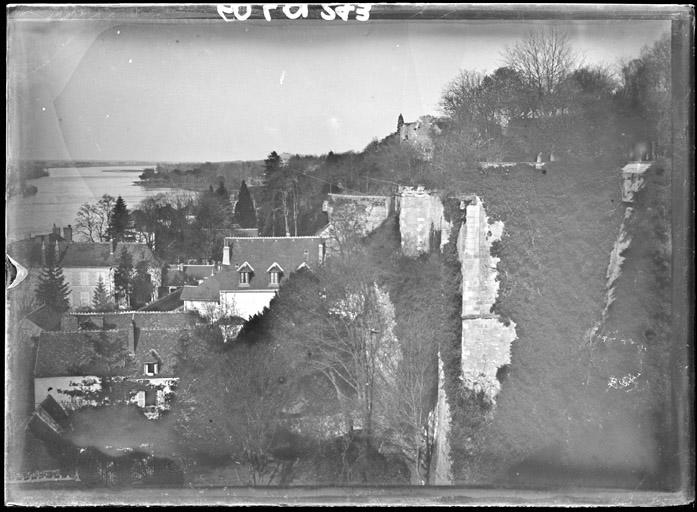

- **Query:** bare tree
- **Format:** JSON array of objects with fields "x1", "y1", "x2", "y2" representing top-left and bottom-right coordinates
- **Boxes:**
[
  {"x1": 504, "y1": 27, "x2": 578, "y2": 115},
  {"x1": 173, "y1": 327, "x2": 302, "y2": 485},
  {"x1": 272, "y1": 252, "x2": 400, "y2": 453},
  {"x1": 440, "y1": 70, "x2": 486, "y2": 125},
  {"x1": 75, "y1": 194, "x2": 116, "y2": 242}
]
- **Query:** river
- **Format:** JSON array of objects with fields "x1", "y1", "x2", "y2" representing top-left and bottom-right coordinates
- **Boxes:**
[{"x1": 6, "y1": 166, "x2": 191, "y2": 242}]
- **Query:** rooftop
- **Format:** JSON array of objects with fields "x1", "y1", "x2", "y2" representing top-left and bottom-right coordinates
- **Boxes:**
[
  {"x1": 34, "y1": 330, "x2": 130, "y2": 378},
  {"x1": 34, "y1": 327, "x2": 183, "y2": 379},
  {"x1": 7, "y1": 239, "x2": 158, "y2": 269},
  {"x1": 182, "y1": 236, "x2": 324, "y2": 300},
  {"x1": 25, "y1": 305, "x2": 64, "y2": 332}
]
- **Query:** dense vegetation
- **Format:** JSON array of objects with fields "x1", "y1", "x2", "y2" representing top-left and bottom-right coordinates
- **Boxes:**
[
  {"x1": 138, "y1": 160, "x2": 264, "y2": 193},
  {"x1": 171, "y1": 218, "x2": 451, "y2": 484},
  {"x1": 20, "y1": 28, "x2": 674, "y2": 487},
  {"x1": 165, "y1": 28, "x2": 674, "y2": 486}
]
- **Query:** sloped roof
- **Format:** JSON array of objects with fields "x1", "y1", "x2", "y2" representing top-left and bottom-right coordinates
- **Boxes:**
[
  {"x1": 132, "y1": 329, "x2": 181, "y2": 378},
  {"x1": 226, "y1": 236, "x2": 324, "y2": 291},
  {"x1": 180, "y1": 269, "x2": 238, "y2": 301},
  {"x1": 138, "y1": 289, "x2": 183, "y2": 312},
  {"x1": 7, "y1": 239, "x2": 158, "y2": 269},
  {"x1": 34, "y1": 330, "x2": 130, "y2": 378},
  {"x1": 25, "y1": 305, "x2": 63, "y2": 332},
  {"x1": 181, "y1": 236, "x2": 324, "y2": 299},
  {"x1": 34, "y1": 327, "x2": 184, "y2": 379}
]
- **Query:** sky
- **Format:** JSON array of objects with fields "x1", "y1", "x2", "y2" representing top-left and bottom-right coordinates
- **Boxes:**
[{"x1": 8, "y1": 14, "x2": 670, "y2": 162}]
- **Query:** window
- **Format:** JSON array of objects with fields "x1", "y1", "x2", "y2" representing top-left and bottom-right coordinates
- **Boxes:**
[
  {"x1": 80, "y1": 292, "x2": 90, "y2": 305},
  {"x1": 237, "y1": 262, "x2": 254, "y2": 286},
  {"x1": 144, "y1": 362, "x2": 159, "y2": 376},
  {"x1": 269, "y1": 271, "x2": 279, "y2": 285},
  {"x1": 80, "y1": 272, "x2": 89, "y2": 285}
]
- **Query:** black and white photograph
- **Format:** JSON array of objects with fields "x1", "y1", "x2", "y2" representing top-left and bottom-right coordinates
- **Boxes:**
[{"x1": 5, "y1": 3, "x2": 694, "y2": 506}]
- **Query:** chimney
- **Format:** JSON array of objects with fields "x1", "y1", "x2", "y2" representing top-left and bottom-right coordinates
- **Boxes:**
[
  {"x1": 222, "y1": 245, "x2": 230, "y2": 266},
  {"x1": 63, "y1": 225, "x2": 73, "y2": 242}
]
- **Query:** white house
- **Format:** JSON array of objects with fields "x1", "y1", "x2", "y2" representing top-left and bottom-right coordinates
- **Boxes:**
[{"x1": 182, "y1": 236, "x2": 326, "y2": 320}]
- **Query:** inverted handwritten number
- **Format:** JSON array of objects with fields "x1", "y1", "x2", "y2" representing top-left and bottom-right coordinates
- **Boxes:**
[
  {"x1": 355, "y1": 4, "x2": 371, "y2": 21},
  {"x1": 217, "y1": 4, "x2": 252, "y2": 21},
  {"x1": 217, "y1": 4, "x2": 235, "y2": 22},
  {"x1": 283, "y1": 4, "x2": 309, "y2": 20},
  {"x1": 320, "y1": 4, "x2": 336, "y2": 20},
  {"x1": 263, "y1": 4, "x2": 279, "y2": 21},
  {"x1": 334, "y1": 4, "x2": 356, "y2": 21}
]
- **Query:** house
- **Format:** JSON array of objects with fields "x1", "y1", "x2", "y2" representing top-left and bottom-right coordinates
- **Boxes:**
[
  {"x1": 182, "y1": 236, "x2": 326, "y2": 320},
  {"x1": 33, "y1": 311, "x2": 197, "y2": 420},
  {"x1": 7, "y1": 231, "x2": 161, "y2": 309}
]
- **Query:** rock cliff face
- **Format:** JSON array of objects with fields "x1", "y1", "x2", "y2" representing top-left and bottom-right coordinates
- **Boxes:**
[
  {"x1": 601, "y1": 162, "x2": 654, "y2": 321},
  {"x1": 457, "y1": 197, "x2": 517, "y2": 401},
  {"x1": 430, "y1": 354, "x2": 452, "y2": 484},
  {"x1": 397, "y1": 188, "x2": 518, "y2": 483}
]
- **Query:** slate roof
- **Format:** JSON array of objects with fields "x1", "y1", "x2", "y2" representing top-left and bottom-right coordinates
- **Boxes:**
[
  {"x1": 137, "y1": 289, "x2": 183, "y2": 312},
  {"x1": 25, "y1": 305, "x2": 64, "y2": 332},
  {"x1": 34, "y1": 327, "x2": 183, "y2": 379},
  {"x1": 132, "y1": 329, "x2": 181, "y2": 378},
  {"x1": 226, "y1": 236, "x2": 324, "y2": 291},
  {"x1": 181, "y1": 236, "x2": 324, "y2": 300},
  {"x1": 180, "y1": 269, "x2": 237, "y2": 301},
  {"x1": 7, "y1": 239, "x2": 158, "y2": 270},
  {"x1": 34, "y1": 330, "x2": 130, "y2": 378}
]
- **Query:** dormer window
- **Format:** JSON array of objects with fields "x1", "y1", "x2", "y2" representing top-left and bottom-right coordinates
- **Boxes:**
[
  {"x1": 266, "y1": 262, "x2": 284, "y2": 287},
  {"x1": 237, "y1": 262, "x2": 254, "y2": 287},
  {"x1": 144, "y1": 362, "x2": 159, "y2": 376}
]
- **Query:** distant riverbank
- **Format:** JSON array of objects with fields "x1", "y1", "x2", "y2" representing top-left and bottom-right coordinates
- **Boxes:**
[{"x1": 6, "y1": 166, "x2": 187, "y2": 242}]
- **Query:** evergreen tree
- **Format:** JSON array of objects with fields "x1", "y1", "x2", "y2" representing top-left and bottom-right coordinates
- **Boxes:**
[
  {"x1": 215, "y1": 181, "x2": 229, "y2": 199},
  {"x1": 112, "y1": 247, "x2": 133, "y2": 308},
  {"x1": 92, "y1": 276, "x2": 113, "y2": 312},
  {"x1": 35, "y1": 263, "x2": 71, "y2": 312},
  {"x1": 108, "y1": 196, "x2": 130, "y2": 242},
  {"x1": 130, "y1": 260, "x2": 154, "y2": 309},
  {"x1": 234, "y1": 180, "x2": 257, "y2": 228}
]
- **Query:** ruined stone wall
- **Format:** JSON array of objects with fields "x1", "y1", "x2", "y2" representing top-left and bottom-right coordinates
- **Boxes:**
[
  {"x1": 601, "y1": 162, "x2": 653, "y2": 322},
  {"x1": 323, "y1": 193, "x2": 393, "y2": 253},
  {"x1": 398, "y1": 116, "x2": 441, "y2": 160},
  {"x1": 457, "y1": 197, "x2": 517, "y2": 402},
  {"x1": 325, "y1": 193, "x2": 392, "y2": 235},
  {"x1": 621, "y1": 162, "x2": 652, "y2": 203},
  {"x1": 398, "y1": 187, "x2": 451, "y2": 257}
]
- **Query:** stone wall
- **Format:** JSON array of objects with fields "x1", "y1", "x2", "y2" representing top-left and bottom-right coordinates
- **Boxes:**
[
  {"x1": 457, "y1": 197, "x2": 517, "y2": 401},
  {"x1": 323, "y1": 193, "x2": 393, "y2": 253},
  {"x1": 398, "y1": 116, "x2": 441, "y2": 160},
  {"x1": 621, "y1": 162, "x2": 652, "y2": 203},
  {"x1": 398, "y1": 186, "x2": 451, "y2": 257}
]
